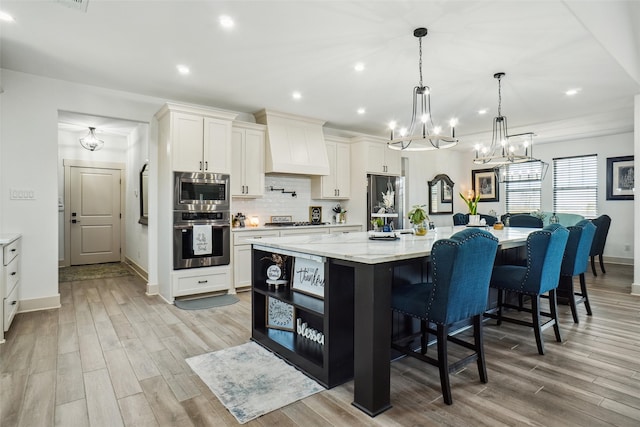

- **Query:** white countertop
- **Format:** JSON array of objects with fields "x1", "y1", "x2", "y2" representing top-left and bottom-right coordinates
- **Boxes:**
[
  {"x1": 0, "y1": 233, "x2": 21, "y2": 245},
  {"x1": 251, "y1": 226, "x2": 536, "y2": 265},
  {"x1": 232, "y1": 223, "x2": 362, "y2": 232}
]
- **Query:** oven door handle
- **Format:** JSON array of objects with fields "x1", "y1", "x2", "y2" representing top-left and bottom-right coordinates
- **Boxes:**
[{"x1": 173, "y1": 223, "x2": 230, "y2": 229}]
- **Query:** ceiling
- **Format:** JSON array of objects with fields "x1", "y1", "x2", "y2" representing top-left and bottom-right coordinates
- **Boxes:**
[{"x1": 1, "y1": 1, "x2": 639, "y2": 147}]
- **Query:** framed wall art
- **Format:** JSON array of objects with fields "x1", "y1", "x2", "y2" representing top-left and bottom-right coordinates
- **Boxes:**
[
  {"x1": 472, "y1": 168, "x2": 499, "y2": 202},
  {"x1": 606, "y1": 155, "x2": 634, "y2": 200},
  {"x1": 309, "y1": 206, "x2": 322, "y2": 224},
  {"x1": 266, "y1": 297, "x2": 295, "y2": 331}
]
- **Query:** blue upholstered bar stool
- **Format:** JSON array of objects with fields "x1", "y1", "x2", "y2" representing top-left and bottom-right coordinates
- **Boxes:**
[
  {"x1": 558, "y1": 220, "x2": 596, "y2": 323},
  {"x1": 589, "y1": 214, "x2": 611, "y2": 276},
  {"x1": 391, "y1": 229, "x2": 499, "y2": 405},
  {"x1": 486, "y1": 224, "x2": 569, "y2": 355}
]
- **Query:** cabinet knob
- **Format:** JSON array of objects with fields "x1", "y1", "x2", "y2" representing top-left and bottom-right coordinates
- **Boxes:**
[
  {"x1": 10, "y1": 272, "x2": 16, "y2": 276},
  {"x1": 10, "y1": 300, "x2": 17, "y2": 305},
  {"x1": 11, "y1": 248, "x2": 16, "y2": 252}
]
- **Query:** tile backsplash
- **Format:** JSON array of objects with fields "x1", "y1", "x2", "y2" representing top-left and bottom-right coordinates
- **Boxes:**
[{"x1": 231, "y1": 174, "x2": 349, "y2": 225}]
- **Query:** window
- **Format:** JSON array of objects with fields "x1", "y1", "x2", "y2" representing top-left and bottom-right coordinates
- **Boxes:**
[
  {"x1": 553, "y1": 155, "x2": 597, "y2": 218},
  {"x1": 504, "y1": 161, "x2": 544, "y2": 213}
]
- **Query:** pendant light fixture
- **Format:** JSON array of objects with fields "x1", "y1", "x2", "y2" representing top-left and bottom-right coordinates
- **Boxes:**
[
  {"x1": 473, "y1": 72, "x2": 534, "y2": 165},
  {"x1": 79, "y1": 127, "x2": 104, "y2": 151},
  {"x1": 387, "y1": 27, "x2": 458, "y2": 151}
]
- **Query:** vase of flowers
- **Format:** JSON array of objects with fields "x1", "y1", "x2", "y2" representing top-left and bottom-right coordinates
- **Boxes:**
[
  {"x1": 460, "y1": 190, "x2": 481, "y2": 225},
  {"x1": 408, "y1": 204, "x2": 429, "y2": 236}
]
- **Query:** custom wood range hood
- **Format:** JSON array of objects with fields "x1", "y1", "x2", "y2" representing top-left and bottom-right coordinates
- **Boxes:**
[{"x1": 254, "y1": 109, "x2": 330, "y2": 176}]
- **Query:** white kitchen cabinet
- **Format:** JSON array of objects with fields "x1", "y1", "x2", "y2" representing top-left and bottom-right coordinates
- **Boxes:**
[
  {"x1": 231, "y1": 122, "x2": 266, "y2": 197},
  {"x1": 1, "y1": 234, "x2": 21, "y2": 344},
  {"x1": 366, "y1": 141, "x2": 401, "y2": 175},
  {"x1": 311, "y1": 137, "x2": 351, "y2": 199},
  {"x1": 232, "y1": 230, "x2": 280, "y2": 290},
  {"x1": 172, "y1": 265, "x2": 232, "y2": 297},
  {"x1": 156, "y1": 103, "x2": 237, "y2": 174}
]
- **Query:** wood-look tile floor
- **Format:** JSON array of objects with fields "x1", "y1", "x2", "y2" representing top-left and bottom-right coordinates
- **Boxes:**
[{"x1": 1, "y1": 264, "x2": 639, "y2": 426}]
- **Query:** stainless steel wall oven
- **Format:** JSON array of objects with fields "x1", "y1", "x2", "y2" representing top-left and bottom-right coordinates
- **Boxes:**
[{"x1": 173, "y1": 211, "x2": 230, "y2": 269}]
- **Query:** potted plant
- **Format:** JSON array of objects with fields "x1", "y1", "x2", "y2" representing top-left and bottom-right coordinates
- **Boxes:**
[
  {"x1": 459, "y1": 191, "x2": 481, "y2": 224},
  {"x1": 370, "y1": 217, "x2": 385, "y2": 231},
  {"x1": 408, "y1": 204, "x2": 429, "y2": 236}
]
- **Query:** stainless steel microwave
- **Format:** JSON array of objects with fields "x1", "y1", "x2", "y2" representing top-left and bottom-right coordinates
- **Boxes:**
[{"x1": 174, "y1": 171, "x2": 230, "y2": 211}]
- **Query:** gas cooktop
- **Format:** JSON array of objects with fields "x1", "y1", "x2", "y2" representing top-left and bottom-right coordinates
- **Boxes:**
[{"x1": 264, "y1": 221, "x2": 328, "y2": 227}]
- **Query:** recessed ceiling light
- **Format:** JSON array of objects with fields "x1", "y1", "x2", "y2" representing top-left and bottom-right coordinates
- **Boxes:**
[
  {"x1": 565, "y1": 88, "x2": 580, "y2": 96},
  {"x1": 176, "y1": 65, "x2": 190, "y2": 75},
  {"x1": 357, "y1": 108, "x2": 366, "y2": 115},
  {"x1": 219, "y1": 15, "x2": 234, "y2": 29},
  {"x1": 478, "y1": 109, "x2": 488, "y2": 115},
  {"x1": 292, "y1": 91, "x2": 302, "y2": 100},
  {"x1": 354, "y1": 62, "x2": 365, "y2": 72},
  {"x1": 0, "y1": 11, "x2": 15, "y2": 22}
]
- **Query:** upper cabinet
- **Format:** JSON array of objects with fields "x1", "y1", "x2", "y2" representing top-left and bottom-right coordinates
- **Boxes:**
[
  {"x1": 366, "y1": 141, "x2": 401, "y2": 175},
  {"x1": 311, "y1": 136, "x2": 350, "y2": 199},
  {"x1": 254, "y1": 109, "x2": 330, "y2": 176},
  {"x1": 231, "y1": 122, "x2": 266, "y2": 198},
  {"x1": 156, "y1": 103, "x2": 238, "y2": 173}
]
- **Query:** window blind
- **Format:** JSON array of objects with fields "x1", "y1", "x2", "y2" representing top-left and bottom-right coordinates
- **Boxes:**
[
  {"x1": 505, "y1": 162, "x2": 543, "y2": 213},
  {"x1": 553, "y1": 155, "x2": 597, "y2": 218}
]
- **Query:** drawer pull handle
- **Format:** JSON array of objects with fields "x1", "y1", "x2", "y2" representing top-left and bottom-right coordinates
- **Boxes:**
[
  {"x1": 11, "y1": 300, "x2": 17, "y2": 305},
  {"x1": 198, "y1": 280, "x2": 208, "y2": 284},
  {"x1": 11, "y1": 248, "x2": 16, "y2": 252}
]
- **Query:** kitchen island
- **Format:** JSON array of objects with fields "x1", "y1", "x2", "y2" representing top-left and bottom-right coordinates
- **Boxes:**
[{"x1": 250, "y1": 226, "x2": 535, "y2": 416}]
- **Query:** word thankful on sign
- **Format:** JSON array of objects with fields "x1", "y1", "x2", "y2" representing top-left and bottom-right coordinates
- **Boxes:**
[{"x1": 292, "y1": 257, "x2": 325, "y2": 298}]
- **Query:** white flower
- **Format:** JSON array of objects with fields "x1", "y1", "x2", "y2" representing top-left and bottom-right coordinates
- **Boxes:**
[{"x1": 382, "y1": 190, "x2": 395, "y2": 208}]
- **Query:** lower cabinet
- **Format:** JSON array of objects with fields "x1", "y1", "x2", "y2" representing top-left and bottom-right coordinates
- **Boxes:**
[
  {"x1": 233, "y1": 230, "x2": 280, "y2": 291},
  {"x1": 251, "y1": 247, "x2": 354, "y2": 388},
  {"x1": 1, "y1": 234, "x2": 21, "y2": 344},
  {"x1": 172, "y1": 266, "x2": 231, "y2": 297}
]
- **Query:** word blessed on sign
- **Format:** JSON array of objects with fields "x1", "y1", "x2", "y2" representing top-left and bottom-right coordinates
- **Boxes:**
[
  {"x1": 292, "y1": 257, "x2": 325, "y2": 298},
  {"x1": 296, "y1": 318, "x2": 324, "y2": 345}
]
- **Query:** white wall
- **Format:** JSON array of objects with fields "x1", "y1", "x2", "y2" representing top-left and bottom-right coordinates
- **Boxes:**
[
  {"x1": 0, "y1": 69, "x2": 164, "y2": 306},
  {"x1": 125, "y1": 124, "x2": 150, "y2": 274}
]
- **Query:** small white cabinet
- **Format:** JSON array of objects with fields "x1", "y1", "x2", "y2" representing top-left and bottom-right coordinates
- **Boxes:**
[
  {"x1": 231, "y1": 122, "x2": 266, "y2": 197},
  {"x1": 232, "y1": 230, "x2": 280, "y2": 290},
  {"x1": 311, "y1": 136, "x2": 351, "y2": 199},
  {"x1": 156, "y1": 103, "x2": 237, "y2": 173},
  {"x1": 1, "y1": 234, "x2": 21, "y2": 344},
  {"x1": 366, "y1": 141, "x2": 401, "y2": 175},
  {"x1": 172, "y1": 266, "x2": 232, "y2": 297}
]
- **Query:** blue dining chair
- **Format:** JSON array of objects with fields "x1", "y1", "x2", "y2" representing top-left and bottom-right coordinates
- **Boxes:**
[
  {"x1": 558, "y1": 220, "x2": 596, "y2": 323},
  {"x1": 486, "y1": 224, "x2": 569, "y2": 355},
  {"x1": 391, "y1": 228, "x2": 499, "y2": 405},
  {"x1": 589, "y1": 214, "x2": 611, "y2": 276},
  {"x1": 508, "y1": 214, "x2": 543, "y2": 228},
  {"x1": 452, "y1": 212, "x2": 468, "y2": 226}
]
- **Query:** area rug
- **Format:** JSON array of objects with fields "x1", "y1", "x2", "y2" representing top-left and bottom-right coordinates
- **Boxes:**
[
  {"x1": 174, "y1": 294, "x2": 239, "y2": 310},
  {"x1": 186, "y1": 341, "x2": 324, "y2": 424},
  {"x1": 58, "y1": 262, "x2": 133, "y2": 282}
]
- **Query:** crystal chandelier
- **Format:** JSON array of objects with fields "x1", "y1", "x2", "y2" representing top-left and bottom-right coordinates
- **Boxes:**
[
  {"x1": 387, "y1": 27, "x2": 458, "y2": 151},
  {"x1": 473, "y1": 72, "x2": 535, "y2": 165},
  {"x1": 79, "y1": 127, "x2": 104, "y2": 151}
]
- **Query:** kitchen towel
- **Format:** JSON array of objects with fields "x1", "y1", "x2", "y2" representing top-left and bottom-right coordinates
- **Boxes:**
[{"x1": 193, "y1": 224, "x2": 212, "y2": 255}]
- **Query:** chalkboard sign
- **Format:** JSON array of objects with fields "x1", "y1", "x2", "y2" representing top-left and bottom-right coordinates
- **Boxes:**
[{"x1": 292, "y1": 257, "x2": 325, "y2": 299}]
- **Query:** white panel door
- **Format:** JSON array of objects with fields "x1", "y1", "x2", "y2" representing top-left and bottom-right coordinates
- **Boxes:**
[{"x1": 70, "y1": 167, "x2": 122, "y2": 265}]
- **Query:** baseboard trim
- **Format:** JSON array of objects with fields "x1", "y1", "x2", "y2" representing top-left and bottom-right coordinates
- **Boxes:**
[
  {"x1": 124, "y1": 257, "x2": 148, "y2": 281},
  {"x1": 18, "y1": 294, "x2": 61, "y2": 313},
  {"x1": 632, "y1": 283, "x2": 640, "y2": 296},
  {"x1": 603, "y1": 256, "x2": 633, "y2": 265},
  {"x1": 146, "y1": 283, "x2": 159, "y2": 296}
]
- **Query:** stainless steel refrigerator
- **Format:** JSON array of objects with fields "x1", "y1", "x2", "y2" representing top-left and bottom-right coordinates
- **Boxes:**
[{"x1": 367, "y1": 174, "x2": 405, "y2": 230}]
